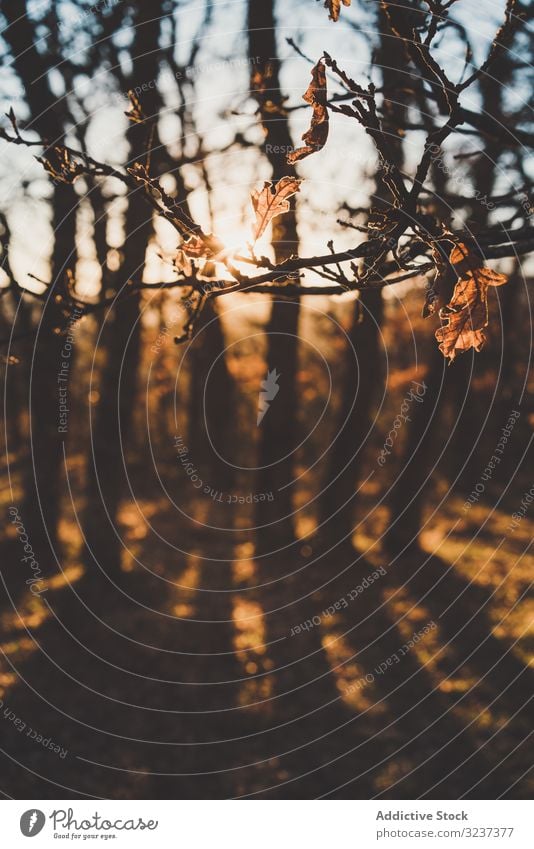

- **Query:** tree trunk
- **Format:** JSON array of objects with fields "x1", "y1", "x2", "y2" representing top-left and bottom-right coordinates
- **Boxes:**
[
  {"x1": 248, "y1": 0, "x2": 300, "y2": 551},
  {"x1": 81, "y1": 2, "x2": 163, "y2": 585},
  {"x1": 385, "y1": 45, "x2": 512, "y2": 554},
  {"x1": 3, "y1": 1, "x2": 77, "y2": 579},
  {"x1": 318, "y1": 8, "x2": 406, "y2": 547},
  {"x1": 187, "y1": 299, "x2": 236, "y2": 493}
]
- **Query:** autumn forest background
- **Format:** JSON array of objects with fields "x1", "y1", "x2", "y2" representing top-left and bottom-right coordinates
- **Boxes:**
[{"x1": 0, "y1": 0, "x2": 533, "y2": 799}]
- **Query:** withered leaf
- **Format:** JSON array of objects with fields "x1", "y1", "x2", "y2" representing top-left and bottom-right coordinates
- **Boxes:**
[
  {"x1": 250, "y1": 176, "x2": 302, "y2": 242},
  {"x1": 287, "y1": 59, "x2": 329, "y2": 164},
  {"x1": 422, "y1": 241, "x2": 452, "y2": 318},
  {"x1": 182, "y1": 235, "x2": 212, "y2": 259},
  {"x1": 320, "y1": 0, "x2": 351, "y2": 22},
  {"x1": 173, "y1": 249, "x2": 194, "y2": 277},
  {"x1": 434, "y1": 242, "x2": 508, "y2": 361}
]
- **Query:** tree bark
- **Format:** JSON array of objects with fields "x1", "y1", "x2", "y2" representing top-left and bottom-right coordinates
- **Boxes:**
[
  {"x1": 318, "y1": 8, "x2": 406, "y2": 546},
  {"x1": 248, "y1": 0, "x2": 301, "y2": 551},
  {"x1": 81, "y1": 2, "x2": 163, "y2": 584},
  {"x1": 385, "y1": 41, "x2": 516, "y2": 554},
  {"x1": 2, "y1": 1, "x2": 77, "y2": 578}
]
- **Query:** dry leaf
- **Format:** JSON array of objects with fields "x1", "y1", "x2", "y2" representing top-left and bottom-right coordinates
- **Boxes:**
[
  {"x1": 434, "y1": 242, "x2": 508, "y2": 361},
  {"x1": 321, "y1": 0, "x2": 351, "y2": 21},
  {"x1": 287, "y1": 60, "x2": 329, "y2": 164},
  {"x1": 250, "y1": 176, "x2": 302, "y2": 242},
  {"x1": 422, "y1": 241, "x2": 453, "y2": 318},
  {"x1": 173, "y1": 249, "x2": 193, "y2": 277},
  {"x1": 182, "y1": 235, "x2": 212, "y2": 258}
]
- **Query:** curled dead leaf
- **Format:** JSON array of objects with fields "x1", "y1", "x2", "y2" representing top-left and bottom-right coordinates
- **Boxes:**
[
  {"x1": 250, "y1": 176, "x2": 302, "y2": 242},
  {"x1": 287, "y1": 59, "x2": 329, "y2": 164},
  {"x1": 434, "y1": 242, "x2": 508, "y2": 361},
  {"x1": 182, "y1": 235, "x2": 212, "y2": 259},
  {"x1": 320, "y1": 0, "x2": 351, "y2": 22}
]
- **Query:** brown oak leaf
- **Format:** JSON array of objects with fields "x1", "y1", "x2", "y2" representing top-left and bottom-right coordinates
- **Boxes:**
[
  {"x1": 320, "y1": 0, "x2": 351, "y2": 22},
  {"x1": 182, "y1": 235, "x2": 212, "y2": 258},
  {"x1": 250, "y1": 176, "x2": 302, "y2": 242},
  {"x1": 434, "y1": 243, "x2": 507, "y2": 361},
  {"x1": 287, "y1": 60, "x2": 329, "y2": 164}
]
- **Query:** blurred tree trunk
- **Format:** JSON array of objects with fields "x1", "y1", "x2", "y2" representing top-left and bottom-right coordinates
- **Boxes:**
[
  {"x1": 318, "y1": 290, "x2": 383, "y2": 544},
  {"x1": 385, "y1": 45, "x2": 514, "y2": 555},
  {"x1": 181, "y1": 56, "x2": 236, "y2": 495},
  {"x1": 0, "y1": 213, "x2": 32, "y2": 457},
  {"x1": 318, "y1": 8, "x2": 406, "y2": 545},
  {"x1": 187, "y1": 299, "x2": 236, "y2": 492},
  {"x1": 82, "y1": 2, "x2": 163, "y2": 584},
  {"x1": 445, "y1": 51, "x2": 517, "y2": 488},
  {"x1": 154, "y1": 7, "x2": 238, "y2": 504},
  {"x1": 248, "y1": 0, "x2": 300, "y2": 551},
  {"x1": 2, "y1": 1, "x2": 77, "y2": 579},
  {"x1": 385, "y1": 344, "x2": 449, "y2": 554}
]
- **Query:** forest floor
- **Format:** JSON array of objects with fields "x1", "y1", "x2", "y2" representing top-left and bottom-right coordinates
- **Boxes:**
[
  {"x1": 1, "y1": 289, "x2": 532, "y2": 799},
  {"x1": 1, "y1": 476, "x2": 533, "y2": 799}
]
